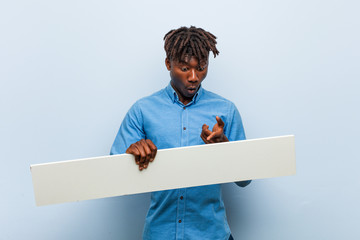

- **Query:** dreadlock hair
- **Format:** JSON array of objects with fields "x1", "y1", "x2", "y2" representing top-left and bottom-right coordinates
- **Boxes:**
[{"x1": 164, "y1": 26, "x2": 219, "y2": 63}]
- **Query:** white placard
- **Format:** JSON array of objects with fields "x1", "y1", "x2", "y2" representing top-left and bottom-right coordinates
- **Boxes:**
[{"x1": 31, "y1": 135, "x2": 296, "y2": 206}]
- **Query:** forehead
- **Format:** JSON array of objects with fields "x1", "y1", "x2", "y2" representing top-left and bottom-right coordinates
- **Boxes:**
[{"x1": 174, "y1": 55, "x2": 208, "y2": 66}]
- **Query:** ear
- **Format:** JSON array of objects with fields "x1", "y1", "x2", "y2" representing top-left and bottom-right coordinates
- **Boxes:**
[{"x1": 165, "y1": 58, "x2": 171, "y2": 71}]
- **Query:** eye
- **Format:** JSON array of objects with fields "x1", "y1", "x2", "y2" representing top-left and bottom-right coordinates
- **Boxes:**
[
  {"x1": 197, "y1": 66, "x2": 205, "y2": 71},
  {"x1": 181, "y1": 67, "x2": 189, "y2": 72}
]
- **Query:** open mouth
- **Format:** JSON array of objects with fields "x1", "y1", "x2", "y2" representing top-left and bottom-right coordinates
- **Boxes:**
[
  {"x1": 187, "y1": 88, "x2": 197, "y2": 94},
  {"x1": 187, "y1": 86, "x2": 198, "y2": 91}
]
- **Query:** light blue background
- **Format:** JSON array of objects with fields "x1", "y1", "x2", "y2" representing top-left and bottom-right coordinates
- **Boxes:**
[{"x1": 1, "y1": 0, "x2": 359, "y2": 239}]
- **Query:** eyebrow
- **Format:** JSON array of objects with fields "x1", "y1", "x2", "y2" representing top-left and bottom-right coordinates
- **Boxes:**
[{"x1": 176, "y1": 61, "x2": 208, "y2": 67}]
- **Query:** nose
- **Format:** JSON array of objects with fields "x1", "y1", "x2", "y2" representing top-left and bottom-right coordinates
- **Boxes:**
[{"x1": 188, "y1": 69, "x2": 199, "y2": 82}]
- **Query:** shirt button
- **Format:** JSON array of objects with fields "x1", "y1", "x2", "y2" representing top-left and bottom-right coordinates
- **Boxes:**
[
  {"x1": 179, "y1": 220, "x2": 182, "y2": 223},
  {"x1": 183, "y1": 127, "x2": 186, "y2": 130},
  {"x1": 180, "y1": 196, "x2": 183, "y2": 200}
]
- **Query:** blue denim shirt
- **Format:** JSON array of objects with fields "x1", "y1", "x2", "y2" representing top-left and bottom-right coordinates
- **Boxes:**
[{"x1": 111, "y1": 83, "x2": 248, "y2": 240}]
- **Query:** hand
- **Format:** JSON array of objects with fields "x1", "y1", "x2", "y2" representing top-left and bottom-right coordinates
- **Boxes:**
[
  {"x1": 201, "y1": 116, "x2": 229, "y2": 144},
  {"x1": 126, "y1": 139, "x2": 157, "y2": 171}
]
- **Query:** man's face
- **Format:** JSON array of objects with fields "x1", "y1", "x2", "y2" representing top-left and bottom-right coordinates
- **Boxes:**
[{"x1": 165, "y1": 56, "x2": 208, "y2": 104}]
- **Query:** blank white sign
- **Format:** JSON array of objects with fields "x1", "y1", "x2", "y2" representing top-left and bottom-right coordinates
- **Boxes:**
[{"x1": 31, "y1": 135, "x2": 296, "y2": 206}]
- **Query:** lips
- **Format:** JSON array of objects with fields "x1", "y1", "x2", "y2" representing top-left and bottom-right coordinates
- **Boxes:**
[
  {"x1": 187, "y1": 87, "x2": 197, "y2": 94},
  {"x1": 187, "y1": 86, "x2": 198, "y2": 91}
]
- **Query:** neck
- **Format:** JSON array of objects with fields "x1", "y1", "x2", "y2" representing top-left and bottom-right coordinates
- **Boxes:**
[{"x1": 180, "y1": 97, "x2": 192, "y2": 105}]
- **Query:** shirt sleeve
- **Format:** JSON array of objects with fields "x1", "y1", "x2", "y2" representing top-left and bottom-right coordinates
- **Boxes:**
[
  {"x1": 110, "y1": 102, "x2": 145, "y2": 155},
  {"x1": 226, "y1": 102, "x2": 246, "y2": 141},
  {"x1": 226, "y1": 102, "x2": 252, "y2": 187}
]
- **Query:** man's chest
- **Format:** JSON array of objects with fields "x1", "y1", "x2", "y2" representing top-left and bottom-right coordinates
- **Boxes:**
[{"x1": 140, "y1": 103, "x2": 229, "y2": 149}]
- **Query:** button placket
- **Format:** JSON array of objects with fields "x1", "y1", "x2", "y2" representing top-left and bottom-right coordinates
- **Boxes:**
[
  {"x1": 181, "y1": 106, "x2": 188, "y2": 147},
  {"x1": 176, "y1": 189, "x2": 186, "y2": 239}
]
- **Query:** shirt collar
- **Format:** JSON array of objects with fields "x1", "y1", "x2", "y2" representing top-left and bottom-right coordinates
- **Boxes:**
[{"x1": 165, "y1": 82, "x2": 203, "y2": 105}]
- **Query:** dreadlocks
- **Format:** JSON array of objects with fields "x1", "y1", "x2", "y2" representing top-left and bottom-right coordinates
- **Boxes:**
[{"x1": 164, "y1": 26, "x2": 219, "y2": 63}]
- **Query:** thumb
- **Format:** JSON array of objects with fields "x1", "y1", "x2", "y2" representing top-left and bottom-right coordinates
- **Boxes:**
[{"x1": 207, "y1": 131, "x2": 221, "y2": 141}]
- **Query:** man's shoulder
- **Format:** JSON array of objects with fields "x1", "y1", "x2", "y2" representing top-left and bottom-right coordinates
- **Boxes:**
[
  {"x1": 131, "y1": 88, "x2": 167, "y2": 110},
  {"x1": 201, "y1": 88, "x2": 236, "y2": 106},
  {"x1": 137, "y1": 88, "x2": 165, "y2": 102}
]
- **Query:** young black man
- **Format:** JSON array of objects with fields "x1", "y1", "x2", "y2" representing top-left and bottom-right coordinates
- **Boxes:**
[{"x1": 111, "y1": 26, "x2": 251, "y2": 240}]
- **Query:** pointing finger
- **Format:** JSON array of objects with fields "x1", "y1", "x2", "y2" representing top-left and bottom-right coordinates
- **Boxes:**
[{"x1": 216, "y1": 116, "x2": 225, "y2": 128}]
